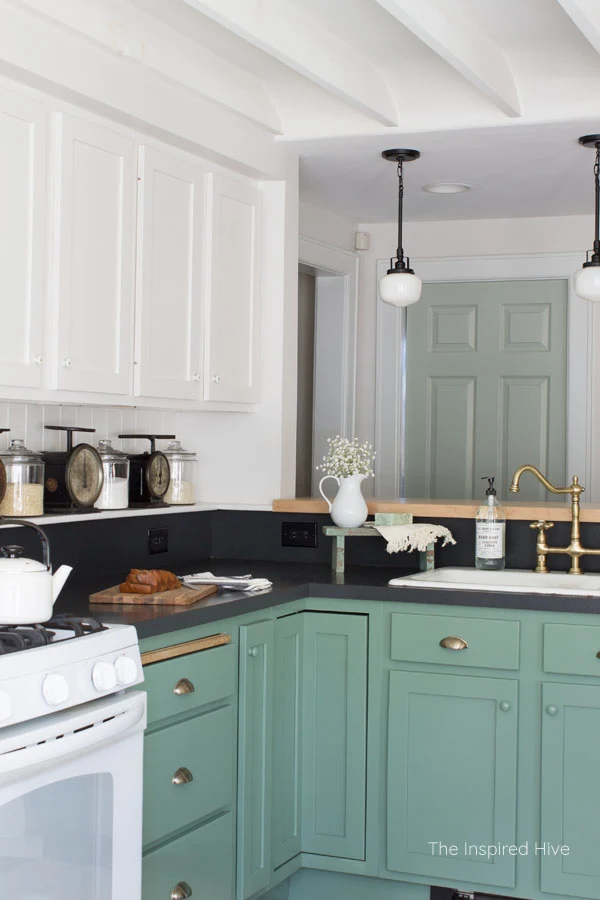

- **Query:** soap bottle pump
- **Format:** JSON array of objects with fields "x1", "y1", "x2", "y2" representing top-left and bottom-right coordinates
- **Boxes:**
[{"x1": 475, "y1": 476, "x2": 506, "y2": 570}]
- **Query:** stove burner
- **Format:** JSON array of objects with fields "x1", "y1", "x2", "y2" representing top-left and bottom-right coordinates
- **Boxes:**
[{"x1": 0, "y1": 615, "x2": 106, "y2": 653}]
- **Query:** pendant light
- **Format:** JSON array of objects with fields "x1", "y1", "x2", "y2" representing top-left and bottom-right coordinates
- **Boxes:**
[
  {"x1": 379, "y1": 148, "x2": 422, "y2": 307},
  {"x1": 574, "y1": 135, "x2": 600, "y2": 302}
]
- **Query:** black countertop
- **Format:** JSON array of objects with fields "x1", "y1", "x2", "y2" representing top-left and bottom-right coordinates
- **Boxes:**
[{"x1": 54, "y1": 559, "x2": 600, "y2": 640}]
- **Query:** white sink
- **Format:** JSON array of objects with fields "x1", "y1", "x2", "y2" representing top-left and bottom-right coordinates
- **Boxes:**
[{"x1": 389, "y1": 567, "x2": 600, "y2": 597}]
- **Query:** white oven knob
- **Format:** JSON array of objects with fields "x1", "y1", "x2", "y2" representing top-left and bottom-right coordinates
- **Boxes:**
[
  {"x1": 0, "y1": 691, "x2": 11, "y2": 721},
  {"x1": 92, "y1": 661, "x2": 117, "y2": 692},
  {"x1": 43, "y1": 673, "x2": 69, "y2": 706},
  {"x1": 115, "y1": 655, "x2": 137, "y2": 686}
]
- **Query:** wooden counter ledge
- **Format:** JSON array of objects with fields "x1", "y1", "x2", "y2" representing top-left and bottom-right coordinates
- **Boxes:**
[{"x1": 272, "y1": 497, "x2": 600, "y2": 523}]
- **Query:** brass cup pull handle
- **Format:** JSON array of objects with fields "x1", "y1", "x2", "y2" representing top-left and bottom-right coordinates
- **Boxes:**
[
  {"x1": 173, "y1": 678, "x2": 195, "y2": 695},
  {"x1": 596, "y1": 651, "x2": 600, "y2": 659},
  {"x1": 171, "y1": 882, "x2": 192, "y2": 900},
  {"x1": 172, "y1": 767, "x2": 194, "y2": 785},
  {"x1": 439, "y1": 636, "x2": 468, "y2": 651}
]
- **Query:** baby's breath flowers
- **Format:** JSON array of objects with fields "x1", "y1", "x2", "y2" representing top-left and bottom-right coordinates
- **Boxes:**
[{"x1": 316, "y1": 436, "x2": 376, "y2": 479}]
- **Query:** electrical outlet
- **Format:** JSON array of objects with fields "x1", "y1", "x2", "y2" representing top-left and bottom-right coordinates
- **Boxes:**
[
  {"x1": 148, "y1": 527, "x2": 168, "y2": 554},
  {"x1": 281, "y1": 521, "x2": 318, "y2": 548}
]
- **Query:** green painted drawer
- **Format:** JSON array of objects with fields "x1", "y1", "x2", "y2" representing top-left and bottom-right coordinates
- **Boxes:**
[
  {"x1": 144, "y1": 706, "x2": 235, "y2": 846},
  {"x1": 144, "y1": 642, "x2": 235, "y2": 726},
  {"x1": 143, "y1": 812, "x2": 234, "y2": 900},
  {"x1": 544, "y1": 623, "x2": 600, "y2": 676},
  {"x1": 390, "y1": 612, "x2": 520, "y2": 670}
]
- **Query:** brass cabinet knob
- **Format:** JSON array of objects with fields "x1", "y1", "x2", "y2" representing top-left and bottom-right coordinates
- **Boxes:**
[
  {"x1": 173, "y1": 678, "x2": 195, "y2": 695},
  {"x1": 172, "y1": 767, "x2": 194, "y2": 786},
  {"x1": 439, "y1": 636, "x2": 468, "y2": 651},
  {"x1": 171, "y1": 882, "x2": 192, "y2": 900},
  {"x1": 546, "y1": 705, "x2": 558, "y2": 717},
  {"x1": 499, "y1": 701, "x2": 511, "y2": 712}
]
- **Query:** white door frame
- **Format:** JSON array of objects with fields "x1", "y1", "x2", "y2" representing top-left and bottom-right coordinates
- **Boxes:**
[
  {"x1": 298, "y1": 237, "x2": 359, "y2": 484},
  {"x1": 375, "y1": 252, "x2": 599, "y2": 500}
]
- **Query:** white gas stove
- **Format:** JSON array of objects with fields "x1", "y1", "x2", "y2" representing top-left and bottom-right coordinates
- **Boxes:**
[
  {"x1": 0, "y1": 614, "x2": 143, "y2": 728},
  {"x1": 0, "y1": 613, "x2": 146, "y2": 900}
]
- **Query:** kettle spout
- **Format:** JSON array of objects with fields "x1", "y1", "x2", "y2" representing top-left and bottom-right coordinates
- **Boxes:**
[{"x1": 52, "y1": 565, "x2": 73, "y2": 601}]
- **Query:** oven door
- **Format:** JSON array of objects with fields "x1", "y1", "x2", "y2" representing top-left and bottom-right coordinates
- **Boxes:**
[{"x1": 0, "y1": 690, "x2": 146, "y2": 900}]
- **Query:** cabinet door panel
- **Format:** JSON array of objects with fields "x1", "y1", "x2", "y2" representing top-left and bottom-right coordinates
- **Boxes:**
[
  {"x1": 135, "y1": 146, "x2": 205, "y2": 400},
  {"x1": 0, "y1": 86, "x2": 46, "y2": 388},
  {"x1": 54, "y1": 113, "x2": 134, "y2": 394},
  {"x1": 541, "y1": 682, "x2": 600, "y2": 898},
  {"x1": 302, "y1": 612, "x2": 367, "y2": 860},
  {"x1": 238, "y1": 620, "x2": 273, "y2": 899},
  {"x1": 272, "y1": 613, "x2": 303, "y2": 869},
  {"x1": 206, "y1": 174, "x2": 261, "y2": 403},
  {"x1": 387, "y1": 671, "x2": 518, "y2": 887}
]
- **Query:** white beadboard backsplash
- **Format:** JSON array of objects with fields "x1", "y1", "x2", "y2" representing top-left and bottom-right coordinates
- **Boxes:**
[{"x1": 0, "y1": 402, "x2": 181, "y2": 457}]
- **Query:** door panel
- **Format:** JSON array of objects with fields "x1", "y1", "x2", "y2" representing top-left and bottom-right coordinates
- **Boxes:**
[
  {"x1": 405, "y1": 279, "x2": 567, "y2": 499},
  {"x1": 386, "y1": 670, "x2": 518, "y2": 887},
  {"x1": 54, "y1": 113, "x2": 135, "y2": 395},
  {"x1": 0, "y1": 86, "x2": 47, "y2": 389},
  {"x1": 541, "y1": 681, "x2": 600, "y2": 898},
  {"x1": 302, "y1": 612, "x2": 367, "y2": 860}
]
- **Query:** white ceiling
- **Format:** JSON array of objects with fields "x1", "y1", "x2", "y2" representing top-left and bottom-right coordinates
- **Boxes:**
[{"x1": 25, "y1": 0, "x2": 600, "y2": 223}]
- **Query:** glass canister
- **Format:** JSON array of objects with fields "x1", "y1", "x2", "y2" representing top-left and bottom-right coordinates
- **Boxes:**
[
  {"x1": 96, "y1": 440, "x2": 130, "y2": 510},
  {"x1": 163, "y1": 440, "x2": 197, "y2": 505},
  {"x1": 0, "y1": 439, "x2": 45, "y2": 516}
]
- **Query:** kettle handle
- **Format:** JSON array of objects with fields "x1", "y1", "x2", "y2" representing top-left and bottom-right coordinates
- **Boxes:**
[{"x1": 0, "y1": 518, "x2": 51, "y2": 570}]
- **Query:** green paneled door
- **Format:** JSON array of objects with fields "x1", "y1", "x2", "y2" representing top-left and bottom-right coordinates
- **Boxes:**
[
  {"x1": 238, "y1": 620, "x2": 274, "y2": 900},
  {"x1": 302, "y1": 612, "x2": 368, "y2": 860},
  {"x1": 404, "y1": 278, "x2": 567, "y2": 499},
  {"x1": 541, "y1": 681, "x2": 600, "y2": 899},
  {"x1": 272, "y1": 613, "x2": 304, "y2": 870},
  {"x1": 387, "y1": 670, "x2": 518, "y2": 887}
]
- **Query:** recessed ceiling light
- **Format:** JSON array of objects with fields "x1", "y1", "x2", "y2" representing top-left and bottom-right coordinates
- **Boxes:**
[{"x1": 422, "y1": 182, "x2": 473, "y2": 194}]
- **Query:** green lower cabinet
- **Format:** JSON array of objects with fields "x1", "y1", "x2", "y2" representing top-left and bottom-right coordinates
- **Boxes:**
[
  {"x1": 238, "y1": 620, "x2": 274, "y2": 900},
  {"x1": 142, "y1": 812, "x2": 235, "y2": 900},
  {"x1": 387, "y1": 670, "x2": 518, "y2": 888},
  {"x1": 301, "y1": 612, "x2": 368, "y2": 860},
  {"x1": 272, "y1": 613, "x2": 304, "y2": 870},
  {"x1": 541, "y1": 681, "x2": 600, "y2": 899}
]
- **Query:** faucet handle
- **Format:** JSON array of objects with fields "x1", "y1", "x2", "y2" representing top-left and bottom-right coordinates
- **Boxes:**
[{"x1": 530, "y1": 520, "x2": 554, "y2": 531}]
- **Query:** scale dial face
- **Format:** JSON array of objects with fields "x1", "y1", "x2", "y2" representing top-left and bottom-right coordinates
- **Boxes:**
[
  {"x1": 65, "y1": 444, "x2": 104, "y2": 507},
  {"x1": 145, "y1": 451, "x2": 170, "y2": 499}
]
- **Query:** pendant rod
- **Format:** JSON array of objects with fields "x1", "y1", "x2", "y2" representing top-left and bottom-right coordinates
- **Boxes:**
[
  {"x1": 396, "y1": 160, "x2": 404, "y2": 265},
  {"x1": 594, "y1": 147, "x2": 600, "y2": 259}
]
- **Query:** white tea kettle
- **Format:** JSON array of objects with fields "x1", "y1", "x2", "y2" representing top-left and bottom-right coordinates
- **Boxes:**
[{"x1": 0, "y1": 518, "x2": 72, "y2": 624}]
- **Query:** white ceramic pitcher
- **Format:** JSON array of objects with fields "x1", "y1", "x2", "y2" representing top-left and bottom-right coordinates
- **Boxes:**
[{"x1": 318, "y1": 473, "x2": 368, "y2": 528}]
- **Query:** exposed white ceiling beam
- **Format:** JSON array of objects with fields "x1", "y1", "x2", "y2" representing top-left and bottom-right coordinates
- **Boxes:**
[
  {"x1": 374, "y1": 0, "x2": 522, "y2": 118},
  {"x1": 182, "y1": 0, "x2": 398, "y2": 126},
  {"x1": 555, "y1": 0, "x2": 600, "y2": 55}
]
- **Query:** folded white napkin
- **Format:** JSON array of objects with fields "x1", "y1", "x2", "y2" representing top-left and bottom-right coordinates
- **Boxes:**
[
  {"x1": 372, "y1": 523, "x2": 456, "y2": 555},
  {"x1": 182, "y1": 572, "x2": 273, "y2": 592}
]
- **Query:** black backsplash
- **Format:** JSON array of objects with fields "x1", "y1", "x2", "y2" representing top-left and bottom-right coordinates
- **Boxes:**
[{"x1": 2, "y1": 509, "x2": 598, "y2": 594}]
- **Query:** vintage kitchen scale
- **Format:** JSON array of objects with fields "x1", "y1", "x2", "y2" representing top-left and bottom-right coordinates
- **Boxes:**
[
  {"x1": 118, "y1": 434, "x2": 173, "y2": 507},
  {"x1": 42, "y1": 425, "x2": 104, "y2": 512}
]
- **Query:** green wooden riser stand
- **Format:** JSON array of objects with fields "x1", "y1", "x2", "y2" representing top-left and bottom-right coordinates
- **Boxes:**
[{"x1": 323, "y1": 512, "x2": 435, "y2": 574}]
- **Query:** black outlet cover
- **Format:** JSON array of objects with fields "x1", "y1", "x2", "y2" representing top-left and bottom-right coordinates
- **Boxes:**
[
  {"x1": 148, "y1": 527, "x2": 168, "y2": 554},
  {"x1": 281, "y1": 521, "x2": 318, "y2": 548}
]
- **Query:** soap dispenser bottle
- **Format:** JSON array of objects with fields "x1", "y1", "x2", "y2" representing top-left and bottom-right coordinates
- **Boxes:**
[{"x1": 475, "y1": 476, "x2": 506, "y2": 570}]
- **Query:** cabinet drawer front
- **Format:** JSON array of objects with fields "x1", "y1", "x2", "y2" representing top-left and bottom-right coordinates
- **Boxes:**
[
  {"x1": 144, "y1": 706, "x2": 234, "y2": 846},
  {"x1": 144, "y1": 642, "x2": 235, "y2": 725},
  {"x1": 143, "y1": 812, "x2": 234, "y2": 900},
  {"x1": 391, "y1": 612, "x2": 520, "y2": 670},
  {"x1": 543, "y1": 623, "x2": 600, "y2": 676}
]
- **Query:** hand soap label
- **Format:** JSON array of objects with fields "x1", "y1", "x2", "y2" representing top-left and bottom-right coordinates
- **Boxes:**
[{"x1": 476, "y1": 522, "x2": 505, "y2": 559}]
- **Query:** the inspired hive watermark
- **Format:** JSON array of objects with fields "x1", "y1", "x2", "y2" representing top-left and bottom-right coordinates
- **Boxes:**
[{"x1": 428, "y1": 841, "x2": 570, "y2": 859}]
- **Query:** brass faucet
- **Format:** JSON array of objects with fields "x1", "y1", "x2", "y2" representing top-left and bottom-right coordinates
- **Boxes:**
[{"x1": 509, "y1": 465, "x2": 597, "y2": 575}]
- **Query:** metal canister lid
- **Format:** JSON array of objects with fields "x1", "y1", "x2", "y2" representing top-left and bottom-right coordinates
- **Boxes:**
[
  {"x1": 96, "y1": 439, "x2": 129, "y2": 461},
  {"x1": 0, "y1": 439, "x2": 43, "y2": 463},
  {"x1": 163, "y1": 440, "x2": 197, "y2": 461}
]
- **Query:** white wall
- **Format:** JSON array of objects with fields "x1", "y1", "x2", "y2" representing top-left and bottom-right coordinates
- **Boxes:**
[
  {"x1": 299, "y1": 201, "x2": 357, "y2": 252},
  {"x1": 355, "y1": 214, "x2": 594, "y2": 448}
]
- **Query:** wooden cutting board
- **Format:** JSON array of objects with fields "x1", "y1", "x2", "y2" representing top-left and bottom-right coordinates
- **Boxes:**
[{"x1": 89, "y1": 583, "x2": 219, "y2": 606}]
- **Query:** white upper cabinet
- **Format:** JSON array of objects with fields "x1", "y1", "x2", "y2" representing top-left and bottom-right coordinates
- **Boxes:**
[
  {"x1": 205, "y1": 174, "x2": 262, "y2": 404},
  {"x1": 52, "y1": 113, "x2": 135, "y2": 395},
  {"x1": 0, "y1": 87, "x2": 47, "y2": 389},
  {"x1": 135, "y1": 146, "x2": 205, "y2": 401}
]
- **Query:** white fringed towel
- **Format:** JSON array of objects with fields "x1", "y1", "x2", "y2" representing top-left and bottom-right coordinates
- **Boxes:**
[{"x1": 373, "y1": 523, "x2": 456, "y2": 554}]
